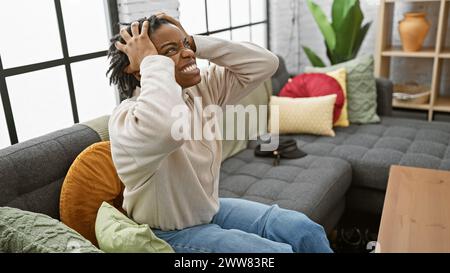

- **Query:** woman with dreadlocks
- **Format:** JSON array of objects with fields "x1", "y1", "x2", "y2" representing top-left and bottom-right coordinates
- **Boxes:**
[{"x1": 107, "y1": 13, "x2": 332, "y2": 253}]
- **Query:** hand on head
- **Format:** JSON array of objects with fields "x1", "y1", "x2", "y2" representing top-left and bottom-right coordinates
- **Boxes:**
[
  {"x1": 109, "y1": 13, "x2": 201, "y2": 92},
  {"x1": 115, "y1": 20, "x2": 158, "y2": 75}
]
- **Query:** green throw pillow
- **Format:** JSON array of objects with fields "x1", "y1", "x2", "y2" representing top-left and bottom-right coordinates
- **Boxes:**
[
  {"x1": 0, "y1": 207, "x2": 101, "y2": 253},
  {"x1": 305, "y1": 55, "x2": 380, "y2": 124},
  {"x1": 95, "y1": 202, "x2": 174, "y2": 253}
]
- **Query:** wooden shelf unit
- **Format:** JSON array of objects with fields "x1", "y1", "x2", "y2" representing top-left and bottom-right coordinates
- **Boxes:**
[
  {"x1": 382, "y1": 46, "x2": 436, "y2": 57},
  {"x1": 375, "y1": 0, "x2": 450, "y2": 121},
  {"x1": 433, "y1": 96, "x2": 450, "y2": 111},
  {"x1": 392, "y1": 100, "x2": 431, "y2": 110}
]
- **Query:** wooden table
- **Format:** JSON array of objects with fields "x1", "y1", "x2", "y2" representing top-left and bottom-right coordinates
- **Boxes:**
[{"x1": 376, "y1": 165, "x2": 450, "y2": 253}]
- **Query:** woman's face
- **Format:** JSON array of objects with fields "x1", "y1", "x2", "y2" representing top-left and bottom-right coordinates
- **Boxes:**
[{"x1": 150, "y1": 23, "x2": 201, "y2": 89}]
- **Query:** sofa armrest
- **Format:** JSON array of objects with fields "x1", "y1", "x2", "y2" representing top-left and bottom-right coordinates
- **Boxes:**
[{"x1": 376, "y1": 78, "x2": 393, "y2": 117}]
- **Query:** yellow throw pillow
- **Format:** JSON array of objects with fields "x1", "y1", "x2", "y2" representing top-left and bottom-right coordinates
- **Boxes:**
[
  {"x1": 326, "y1": 68, "x2": 349, "y2": 127},
  {"x1": 269, "y1": 94, "x2": 336, "y2": 136}
]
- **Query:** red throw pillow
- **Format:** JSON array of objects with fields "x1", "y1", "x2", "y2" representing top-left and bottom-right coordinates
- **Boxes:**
[{"x1": 278, "y1": 73, "x2": 345, "y2": 123}]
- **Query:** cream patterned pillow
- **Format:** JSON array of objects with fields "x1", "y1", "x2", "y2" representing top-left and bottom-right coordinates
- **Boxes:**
[{"x1": 269, "y1": 94, "x2": 336, "y2": 136}]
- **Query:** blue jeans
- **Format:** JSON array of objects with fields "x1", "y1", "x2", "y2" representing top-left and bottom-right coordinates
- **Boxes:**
[{"x1": 153, "y1": 198, "x2": 333, "y2": 253}]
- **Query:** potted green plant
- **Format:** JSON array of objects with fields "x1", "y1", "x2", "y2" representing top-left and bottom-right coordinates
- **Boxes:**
[{"x1": 303, "y1": 0, "x2": 371, "y2": 67}]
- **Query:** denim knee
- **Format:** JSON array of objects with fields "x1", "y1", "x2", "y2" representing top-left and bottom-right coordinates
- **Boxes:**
[{"x1": 262, "y1": 205, "x2": 332, "y2": 253}]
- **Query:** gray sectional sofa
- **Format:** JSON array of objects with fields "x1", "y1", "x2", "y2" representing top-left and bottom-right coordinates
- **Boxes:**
[
  {"x1": 1, "y1": 56, "x2": 450, "y2": 247},
  {"x1": 218, "y1": 57, "x2": 450, "y2": 232},
  {"x1": 219, "y1": 112, "x2": 450, "y2": 232}
]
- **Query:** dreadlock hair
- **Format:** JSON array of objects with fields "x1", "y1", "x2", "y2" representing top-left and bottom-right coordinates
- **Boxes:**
[{"x1": 106, "y1": 15, "x2": 171, "y2": 99}]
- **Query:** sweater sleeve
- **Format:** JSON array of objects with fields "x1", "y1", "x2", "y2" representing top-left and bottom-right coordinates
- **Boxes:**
[
  {"x1": 193, "y1": 35, "x2": 279, "y2": 106},
  {"x1": 108, "y1": 55, "x2": 187, "y2": 190}
]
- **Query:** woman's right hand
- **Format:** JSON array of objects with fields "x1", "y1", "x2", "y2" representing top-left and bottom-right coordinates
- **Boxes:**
[{"x1": 115, "y1": 20, "x2": 158, "y2": 74}]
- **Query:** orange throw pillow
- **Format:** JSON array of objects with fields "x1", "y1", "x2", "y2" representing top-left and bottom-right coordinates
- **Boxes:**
[{"x1": 60, "y1": 141, "x2": 124, "y2": 246}]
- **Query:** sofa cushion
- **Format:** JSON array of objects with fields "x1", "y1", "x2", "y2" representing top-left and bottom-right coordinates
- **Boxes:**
[
  {"x1": 0, "y1": 206, "x2": 101, "y2": 253},
  {"x1": 60, "y1": 141, "x2": 124, "y2": 246},
  {"x1": 293, "y1": 117, "x2": 450, "y2": 191},
  {"x1": 219, "y1": 148, "x2": 352, "y2": 226}
]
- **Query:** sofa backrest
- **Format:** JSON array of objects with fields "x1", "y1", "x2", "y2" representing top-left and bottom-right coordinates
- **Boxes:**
[
  {"x1": 0, "y1": 121, "x2": 106, "y2": 219},
  {"x1": 271, "y1": 55, "x2": 290, "y2": 95}
]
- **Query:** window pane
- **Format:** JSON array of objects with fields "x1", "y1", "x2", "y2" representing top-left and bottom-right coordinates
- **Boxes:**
[
  {"x1": 251, "y1": 24, "x2": 267, "y2": 48},
  {"x1": 250, "y1": 0, "x2": 266, "y2": 23},
  {"x1": 6, "y1": 66, "x2": 73, "y2": 142},
  {"x1": 0, "y1": 0, "x2": 62, "y2": 68},
  {"x1": 0, "y1": 96, "x2": 10, "y2": 148},
  {"x1": 61, "y1": 0, "x2": 109, "y2": 56},
  {"x1": 71, "y1": 57, "x2": 117, "y2": 122},
  {"x1": 206, "y1": 0, "x2": 230, "y2": 31},
  {"x1": 179, "y1": 0, "x2": 207, "y2": 34},
  {"x1": 232, "y1": 27, "x2": 251, "y2": 42},
  {"x1": 211, "y1": 31, "x2": 231, "y2": 41},
  {"x1": 117, "y1": 0, "x2": 179, "y2": 23},
  {"x1": 231, "y1": 0, "x2": 249, "y2": 27}
]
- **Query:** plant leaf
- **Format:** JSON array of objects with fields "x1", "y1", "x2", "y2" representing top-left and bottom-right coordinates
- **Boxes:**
[
  {"x1": 352, "y1": 22, "x2": 371, "y2": 58},
  {"x1": 306, "y1": 0, "x2": 336, "y2": 51},
  {"x1": 332, "y1": 0, "x2": 358, "y2": 31},
  {"x1": 332, "y1": 2, "x2": 363, "y2": 63},
  {"x1": 326, "y1": 44, "x2": 337, "y2": 65},
  {"x1": 302, "y1": 46, "x2": 326, "y2": 67}
]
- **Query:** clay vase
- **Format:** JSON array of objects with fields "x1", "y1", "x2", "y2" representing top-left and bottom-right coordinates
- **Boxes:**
[{"x1": 399, "y1": 12, "x2": 430, "y2": 52}]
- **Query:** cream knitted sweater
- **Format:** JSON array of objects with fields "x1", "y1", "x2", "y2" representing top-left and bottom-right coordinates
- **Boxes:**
[{"x1": 109, "y1": 35, "x2": 278, "y2": 231}]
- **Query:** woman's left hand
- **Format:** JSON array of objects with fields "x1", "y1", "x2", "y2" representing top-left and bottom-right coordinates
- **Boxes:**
[{"x1": 155, "y1": 12, "x2": 196, "y2": 52}]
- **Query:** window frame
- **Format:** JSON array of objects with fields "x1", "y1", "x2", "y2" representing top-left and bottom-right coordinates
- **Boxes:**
[
  {"x1": 199, "y1": 0, "x2": 270, "y2": 48},
  {"x1": 0, "y1": 0, "x2": 119, "y2": 145}
]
